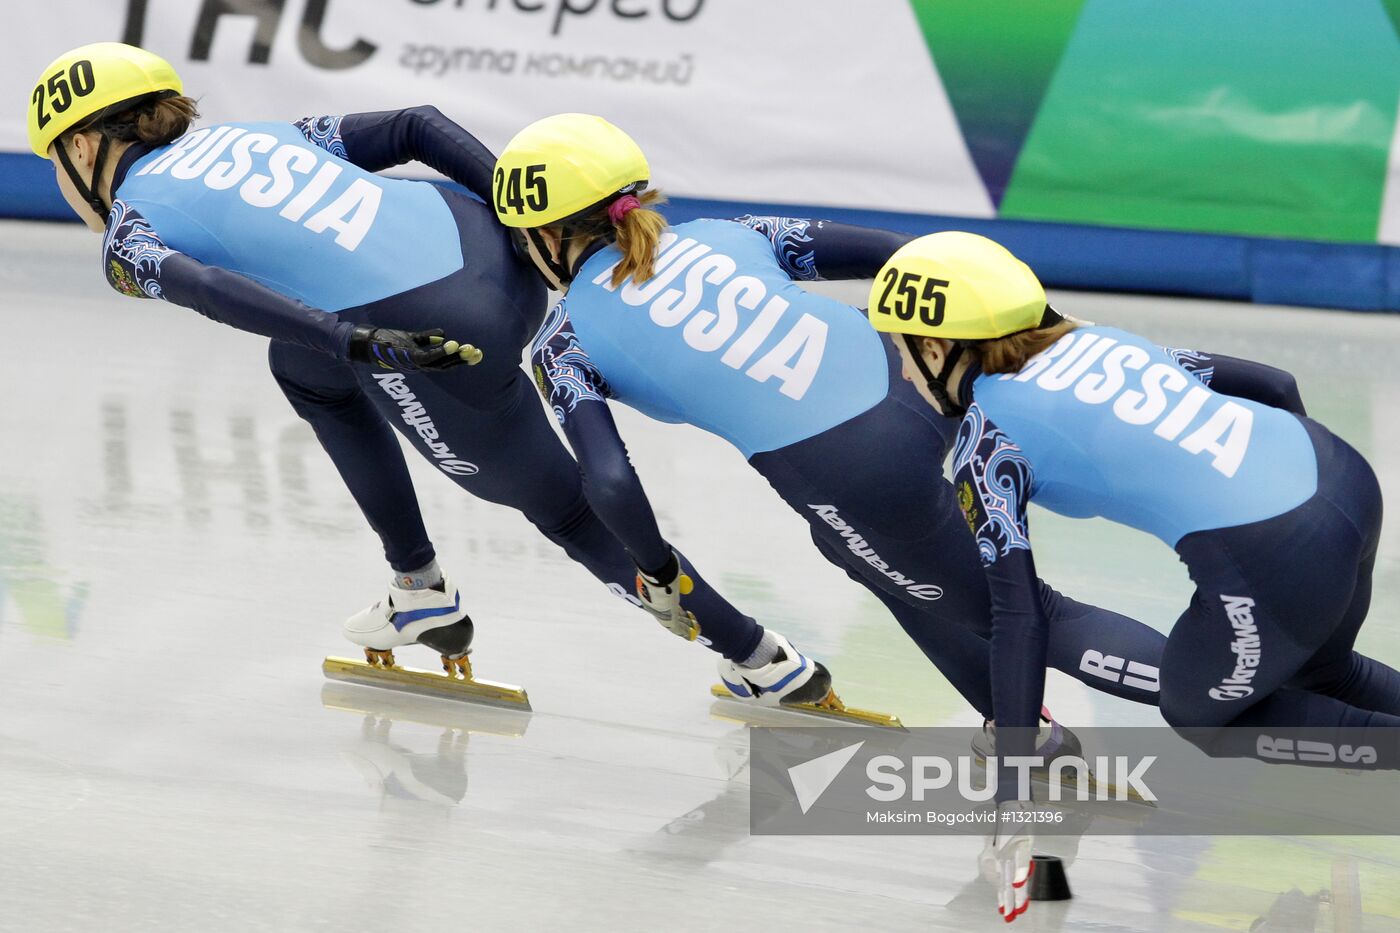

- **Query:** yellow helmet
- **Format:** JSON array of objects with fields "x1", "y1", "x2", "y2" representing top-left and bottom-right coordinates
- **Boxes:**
[
  {"x1": 867, "y1": 232, "x2": 1051, "y2": 340},
  {"x1": 27, "y1": 42, "x2": 182, "y2": 158},
  {"x1": 493, "y1": 113, "x2": 648, "y2": 228}
]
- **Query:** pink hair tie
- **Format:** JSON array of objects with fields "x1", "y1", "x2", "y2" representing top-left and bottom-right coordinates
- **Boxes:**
[{"x1": 608, "y1": 194, "x2": 641, "y2": 224}]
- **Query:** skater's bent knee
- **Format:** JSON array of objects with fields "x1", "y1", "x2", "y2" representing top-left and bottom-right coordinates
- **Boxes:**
[{"x1": 528, "y1": 494, "x2": 599, "y2": 542}]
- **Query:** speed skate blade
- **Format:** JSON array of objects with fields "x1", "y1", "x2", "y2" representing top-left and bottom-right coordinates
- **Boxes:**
[
  {"x1": 709, "y1": 684, "x2": 904, "y2": 730},
  {"x1": 323, "y1": 656, "x2": 531, "y2": 712},
  {"x1": 320, "y1": 682, "x2": 531, "y2": 736}
]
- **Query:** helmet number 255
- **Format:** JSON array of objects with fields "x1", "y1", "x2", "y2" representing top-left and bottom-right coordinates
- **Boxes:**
[
  {"x1": 494, "y1": 163, "x2": 549, "y2": 216},
  {"x1": 875, "y1": 268, "x2": 948, "y2": 328},
  {"x1": 31, "y1": 59, "x2": 96, "y2": 132}
]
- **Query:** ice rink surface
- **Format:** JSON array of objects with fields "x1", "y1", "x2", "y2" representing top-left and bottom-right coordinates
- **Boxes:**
[{"x1": 2, "y1": 219, "x2": 1399, "y2": 932}]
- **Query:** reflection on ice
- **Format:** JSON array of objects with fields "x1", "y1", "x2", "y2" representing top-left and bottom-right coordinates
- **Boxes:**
[
  {"x1": 0, "y1": 496, "x2": 89, "y2": 641},
  {"x1": 322, "y1": 683, "x2": 530, "y2": 811}
]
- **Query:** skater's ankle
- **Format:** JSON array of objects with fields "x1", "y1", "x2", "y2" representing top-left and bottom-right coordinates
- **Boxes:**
[
  {"x1": 739, "y1": 629, "x2": 781, "y2": 669},
  {"x1": 395, "y1": 559, "x2": 445, "y2": 591}
]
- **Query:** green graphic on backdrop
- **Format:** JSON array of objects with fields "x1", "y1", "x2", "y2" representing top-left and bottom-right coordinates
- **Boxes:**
[
  {"x1": 906, "y1": 0, "x2": 1085, "y2": 207},
  {"x1": 1382, "y1": 0, "x2": 1400, "y2": 40},
  {"x1": 910, "y1": 0, "x2": 1400, "y2": 243},
  {"x1": 1001, "y1": 0, "x2": 1400, "y2": 242}
]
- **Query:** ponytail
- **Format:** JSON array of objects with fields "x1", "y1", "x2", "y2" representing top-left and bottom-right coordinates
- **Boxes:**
[
  {"x1": 129, "y1": 94, "x2": 200, "y2": 146},
  {"x1": 608, "y1": 188, "x2": 667, "y2": 288},
  {"x1": 972, "y1": 318, "x2": 1080, "y2": 375}
]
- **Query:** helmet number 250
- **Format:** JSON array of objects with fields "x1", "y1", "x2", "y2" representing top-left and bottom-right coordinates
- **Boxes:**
[
  {"x1": 494, "y1": 163, "x2": 549, "y2": 216},
  {"x1": 31, "y1": 59, "x2": 96, "y2": 132},
  {"x1": 875, "y1": 268, "x2": 948, "y2": 327}
]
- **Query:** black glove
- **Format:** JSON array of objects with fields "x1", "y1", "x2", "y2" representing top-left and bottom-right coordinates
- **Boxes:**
[{"x1": 347, "y1": 326, "x2": 484, "y2": 372}]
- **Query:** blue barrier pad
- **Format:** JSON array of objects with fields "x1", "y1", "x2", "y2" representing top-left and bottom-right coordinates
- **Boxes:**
[{"x1": 4, "y1": 153, "x2": 1395, "y2": 312}]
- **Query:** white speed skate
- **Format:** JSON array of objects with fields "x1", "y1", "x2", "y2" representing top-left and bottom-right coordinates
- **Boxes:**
[
  {"x1": 711, "y1": 632, "x2": 903, "y2": 728},
  {"x1": 343, "y1": 575, "x2": 474, "y2": 670},
  {"x1": 716, "y1": 632, "x2": 831, "y2": 706},
  {"x1": 324, "y1": 575, "x2": 532, "y2": 711}
]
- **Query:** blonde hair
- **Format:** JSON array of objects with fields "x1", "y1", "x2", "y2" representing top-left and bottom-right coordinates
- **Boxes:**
[
  {"x1": 972, "y1": 318, "x2": 1080, "y2": 375},
  {"x1": 559, "y1": 188, "x2": 668, "y2": 288},
  {"x1": 71, "y1": 94, "x2": 200, "y2": 149},
  {"x1": 609, "y1": 188, "x2": 667, "y2": 288}
]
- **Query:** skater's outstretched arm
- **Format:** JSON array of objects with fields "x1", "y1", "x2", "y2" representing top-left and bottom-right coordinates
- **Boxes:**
[
  {"x1": 733, "y1": 215, "x2": 913, "y2": 281},
  {"x1": 295, "y1": 108, "x2": 496, "y2": 203},
  {"x1": 105, "y1": 198, "x2": 353, "y2": 356},
  {"x1": 530, "y1": 301, "x2": 672, "y2": 573},
  {"x1": 951, "y1": 404, "x2": 1048, "y2": 799},
  {"x1": 1166, "y1": 347, "x2": 1306, "y2": 415},
  {"x1": 105, "y1": 200, "x2": 473, "y2": 370}
]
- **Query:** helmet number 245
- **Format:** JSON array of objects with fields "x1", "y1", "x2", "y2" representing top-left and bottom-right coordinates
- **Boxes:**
[
  {"x1": 31, "y1": 59, "x2": 96, "y2": 132},
  {"x1": 875, "y1": 268, "x2": 948, "y2": 328},
  {"x1": 494, "y1": 163, "x2": 549, "y2": 216}
]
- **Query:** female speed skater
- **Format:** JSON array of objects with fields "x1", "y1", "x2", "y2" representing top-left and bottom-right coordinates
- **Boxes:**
[
  {"x1": 867, "y1": 232, "x2": 1400, "y2": 920},
  {"x1": 489, "y1": 112, "x2": 1202, "y2": 729},
  {"x1": 28, "y1": 42, "x2": 807, "y2": 700}
]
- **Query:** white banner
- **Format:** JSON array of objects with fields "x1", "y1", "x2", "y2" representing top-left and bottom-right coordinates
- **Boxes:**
[
  {"x1": 8, "y1": 0, "x2": 993, "y2": 219},
  {"x1": 1379, "y1": 94, "x2": 1400, "y2": 245}
]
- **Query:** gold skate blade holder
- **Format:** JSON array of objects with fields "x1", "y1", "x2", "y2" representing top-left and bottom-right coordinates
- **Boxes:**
[
  {"x1": 708, "y1": 683, "x2": 904, "y2": 730},
  {"x1": 323, "y1": 656, "x2": 532, "y2": 711}
]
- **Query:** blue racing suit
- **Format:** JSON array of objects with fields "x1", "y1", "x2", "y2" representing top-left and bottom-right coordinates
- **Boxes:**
[
  {"x1": 534, "y1": 217, "x2": 1185, "y2": 716},
  {"x1": 97, "y1": 107, "x2": 763, "y2": 659},
  {"x1": 953, "y1": 325, "x2": 1400, "y2": 781}
]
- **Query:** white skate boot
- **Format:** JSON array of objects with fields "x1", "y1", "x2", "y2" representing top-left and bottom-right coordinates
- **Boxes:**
[
  {"x1": 343, "y1": 575, "x2": 474, "y2": 672},
  {"x1": 716, "y1": 632, "x2": 831, "y2": 707},
  {"x1": 324, "y1": 575, "x2": 531, "y2": 710},
  {"x1": 709, "y1": 631, "x2": 902, "y2": 728}
]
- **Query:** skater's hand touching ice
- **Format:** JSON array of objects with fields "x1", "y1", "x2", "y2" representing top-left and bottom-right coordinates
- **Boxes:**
[
  {"x1": 349, "y1": 326, "x2": 484, "y2": 371},
  {"x1": 981, "y1": 801, "x2": 1035, "y2": 922},
  {"x1": 635, "y1": 550, "x2": 699, "y2": 640}
]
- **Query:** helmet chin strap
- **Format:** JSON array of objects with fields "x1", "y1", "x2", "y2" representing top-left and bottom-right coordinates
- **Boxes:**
[
  {"x1": 54, "y1": 133, "x2": 113, "y2": 223},
  {"x1": 902, "y1": 334, "x2": 968, "y2": 417},
  {"x1": 526, "y1": 228, "x2": 574, "y2": 289},
  {"x1": 898, "y1": 306, "x2": 1062, "y2": 415}
]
